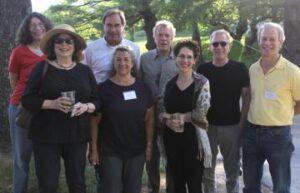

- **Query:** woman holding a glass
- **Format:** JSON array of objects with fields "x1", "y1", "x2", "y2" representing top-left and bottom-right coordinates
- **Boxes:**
[
  {"x1": 21, "y1": 24, "x2": 98, "y2": 193},
  {"x1": 158, "y1": 40, "x2": 211, "y2": 193}
]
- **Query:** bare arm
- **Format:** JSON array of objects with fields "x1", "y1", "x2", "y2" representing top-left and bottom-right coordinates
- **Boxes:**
[
  {"x1": 145, "y1": 106, "x2": 155, "y2": 161},
  {"x1": 295, "y1": 101, "x2": 300, "y2": 115},
  {"x1": 9, "y1": 72, "x2": 19, "y2": 90},
  {"x1": 239, "y1": 86, "x2": 251, "y2": 128},
  {"x1": 88, "y1": 114, "x2": 101, "y2": 165}
]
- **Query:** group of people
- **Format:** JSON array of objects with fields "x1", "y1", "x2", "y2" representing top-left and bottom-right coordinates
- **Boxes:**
[{"x1": 7, "y1": 7, "x2": 300, "y2": 193}]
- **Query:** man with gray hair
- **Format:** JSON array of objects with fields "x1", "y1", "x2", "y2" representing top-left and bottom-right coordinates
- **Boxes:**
[
  {"x1": 197, "y1": 29, "x2": 250, "y2": 193},
  {"x1": 243, "y1": 22, "x2": 300, "y2": 193},
  {"x1": 83, "y1": 8, "x2": 140, "y2": 84},
  {"x1": 140, "y1": 20, "x2": 178, "y2": 193}
]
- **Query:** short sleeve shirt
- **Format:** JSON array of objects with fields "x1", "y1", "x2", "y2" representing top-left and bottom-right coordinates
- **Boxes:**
[
  {"x1": 97, "y1": 79, "x2": 153, "y2": 158},
  {"x1": 8, "y1": 44, "x2": 47, "y2": 105},
  {"x1": 197, "y1": 60, "x2": 250, "y2": 125},
  {"x1": 248, "y1": 56, "x2": 300, "y2": 125}
]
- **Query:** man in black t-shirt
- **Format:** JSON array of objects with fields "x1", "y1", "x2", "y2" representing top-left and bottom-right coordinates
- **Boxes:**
[{"x1": 197, "y1": 29, "x2": 250, "y2": 193}]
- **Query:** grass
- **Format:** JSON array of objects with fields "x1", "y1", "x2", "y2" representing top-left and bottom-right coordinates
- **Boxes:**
[{"x1": 0, "y1": 151, "x2": 96, "y2": 193}]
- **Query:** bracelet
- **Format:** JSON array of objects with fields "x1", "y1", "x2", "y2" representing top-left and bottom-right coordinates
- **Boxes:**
[{"x1": 86, "y1": 103, "x2": 89, "y2": 112}]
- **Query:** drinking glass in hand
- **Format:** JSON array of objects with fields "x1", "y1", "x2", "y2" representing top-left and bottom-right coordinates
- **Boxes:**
[
  {"x1": 61, "y1": 91, "x2": 76, "y2": 112},
  {"x1": 171, "y1": 113, "x2": 184, "y2": 133}
]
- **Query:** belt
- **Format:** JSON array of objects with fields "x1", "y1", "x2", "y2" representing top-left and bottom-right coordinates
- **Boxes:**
[{"x1": 249, "y1": 123, "x2": 290, "y2": 129}]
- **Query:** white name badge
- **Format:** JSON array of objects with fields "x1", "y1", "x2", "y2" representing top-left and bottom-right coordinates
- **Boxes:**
[
  {"x1": 123, "y1": 90, "x2": 137, "y2": 100},
  {"x1": 265, "y1": 91, "x2": 277, "y2": 100}
]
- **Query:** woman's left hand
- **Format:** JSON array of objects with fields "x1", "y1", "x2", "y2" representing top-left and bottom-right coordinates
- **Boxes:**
[
  {"x1": 146, "y1": 145, "x2": 152, "y2": 161},
  {"x1": 71, "y1": 102, "x2": 88, "y2": 117}
]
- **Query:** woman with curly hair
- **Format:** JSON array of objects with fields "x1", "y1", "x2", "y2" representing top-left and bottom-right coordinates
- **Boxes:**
[
  {"x1": 8, "y1": 12, "x2": 52, "y2": 193},
  {"x1": 158, "y1": 40, "x2": 211, "y2": 193}
]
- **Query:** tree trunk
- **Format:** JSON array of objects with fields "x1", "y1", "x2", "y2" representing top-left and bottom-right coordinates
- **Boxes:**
[
  {"x1": 283, "y1": 0, "x2": 300, "y2": 67},
  {"x1": 192, "y1": 21, "x2": 205, "y2": 65},
  {"x1": 244, "y1": 19, "x2": 258, "y2": 54},
  {"x1": 0, "y1": 0, "x2": 31, "y2": 142},
  {"x1": 141, "y1": 8, "x2": 157, "y2": 50}
]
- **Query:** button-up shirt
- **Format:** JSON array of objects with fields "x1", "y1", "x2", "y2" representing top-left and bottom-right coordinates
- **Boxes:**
[
  {"x1": 83, "y1": 38, "x2": 140, "y2": 83},
  {"x1": 140, "y1": 49, "x2": 178, "y2": 101}
]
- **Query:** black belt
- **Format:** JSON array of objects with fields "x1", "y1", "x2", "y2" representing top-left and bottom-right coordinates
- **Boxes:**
[{"x1": 249, "y1": 123, "x2": 290, "y2": 129}]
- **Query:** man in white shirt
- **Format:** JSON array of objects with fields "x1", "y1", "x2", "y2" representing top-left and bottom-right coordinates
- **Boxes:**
[{"x1": 83, "y1": 8, "x2": 140, "y2": 83}]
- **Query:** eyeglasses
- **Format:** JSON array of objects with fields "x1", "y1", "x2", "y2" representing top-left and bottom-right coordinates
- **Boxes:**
[
  {"x1": 177, "y1": 54, "x2": 194, "y2": 61},
  {"x1": 30, "y1": 23, "x2": 45, "y2": 29},
  {"x1": 54, "y1": 38, "x2": 74, "y2": 45},
  {"x1": 211, "y1": 41, "x2": 228, "y2": 48}
]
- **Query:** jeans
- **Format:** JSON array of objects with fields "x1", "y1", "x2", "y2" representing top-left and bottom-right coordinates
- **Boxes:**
[
  {"x1": 99, "y1": 154, "x2": 145, "y2": 193},
  {"x1": 242, "y1": 122, "x2": 294, "y2": 193},
  {"x1": 8, "y1": 104, "x2": 33, "y2": 193},
  {"x1": 203, "y1": 124, "x2": 241, "y2": 193}
]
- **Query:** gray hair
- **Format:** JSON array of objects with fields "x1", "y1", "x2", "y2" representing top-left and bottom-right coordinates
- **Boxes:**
[
  {"x1": 210, "y1": 29, "x2": 232, "y2": 43},
  {"x1": 111, "y1": 46, "x2": 137, "y2": 77},
  {"x1": 257, "y1": 22, "x2": 285, "y2": 43},
  {"x1": 102, "y1": 9, "x2": 126, "y2": 27},
  {"x1": 152, "y1": 20, "x2": 176, "y2": 39}
]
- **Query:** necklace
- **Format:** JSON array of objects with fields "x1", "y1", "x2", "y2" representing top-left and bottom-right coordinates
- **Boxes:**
[{"x1": 56, "y1": 60, "x2": 75, "y2": 69}]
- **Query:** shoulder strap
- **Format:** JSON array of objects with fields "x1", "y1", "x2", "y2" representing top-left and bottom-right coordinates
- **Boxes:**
[{"x1": 41, "y1": 61, "x2": 48, "y2": 80}]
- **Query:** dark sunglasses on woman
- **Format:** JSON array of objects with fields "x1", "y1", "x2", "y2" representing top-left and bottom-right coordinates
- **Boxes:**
[
  {"x1": 54, "y1": 38, "x2": 74, "y2": 45},
  {"x1": 211, "y1": 41, "x2": 228, "y2": 48}
]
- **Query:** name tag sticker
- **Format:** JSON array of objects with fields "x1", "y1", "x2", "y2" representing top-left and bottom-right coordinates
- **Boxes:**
[
  {"x1": 123, "y1": 90, "x2": 137, "y2": 100},
  {"x1": 265, "y1": 91, "x2": 277, "y2": 100}
]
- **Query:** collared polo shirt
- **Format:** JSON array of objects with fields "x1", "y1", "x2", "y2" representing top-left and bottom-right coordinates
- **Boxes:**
[
  {"x1": 248, "y1": 56, "x2": 300, "y2": 125},
  {"x1": 140, "y1": 49, "x2": 178, "y2": 100},
  {"x1": 83, "y1": 37, "x2": 140, "y2": 83}
]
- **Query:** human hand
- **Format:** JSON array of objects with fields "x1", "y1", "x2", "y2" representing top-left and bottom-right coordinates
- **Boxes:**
[
  {"x1": 88, "y1": 149, "x2": 99, "y2": 166},
  {"x1": 71, "y1": 102, "x2": 88, "y2": 117},
  {"x1": 159, "y1": 112, "x2": 171, "y2": 122},
  {"x1": 145, "y1": 145, "x2": 152, "y2": 161},
  {"x1": 51, "y1": 96, "x2": 72, "y2": 113},
  {"x1": 165, "y1": 113, "x2": 184, "y2": 133}
]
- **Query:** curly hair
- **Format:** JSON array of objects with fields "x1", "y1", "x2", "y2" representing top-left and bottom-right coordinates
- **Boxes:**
[
  {"x1": 173, "y1": 40, "x2": 200, "y2": 61},
  {"x1": 45, "y1": 34, "x2": 84, "y2": 63},
  {"x1": 15, "y1": 12, "x2": 52, "y2": 45}
]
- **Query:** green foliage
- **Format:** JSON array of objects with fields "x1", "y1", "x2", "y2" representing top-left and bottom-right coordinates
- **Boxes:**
[{"x1": 45, "y1": 0, "x2": 120, "y2": 40}]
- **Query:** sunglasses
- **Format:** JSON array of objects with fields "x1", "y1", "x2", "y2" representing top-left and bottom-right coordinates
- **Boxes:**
[
  {"x1": 211, "y1": 41, "x2": 228, "y2": 48},
  {"x1": 54, "y1": 38, "x2": 74, "y2": 45}
]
